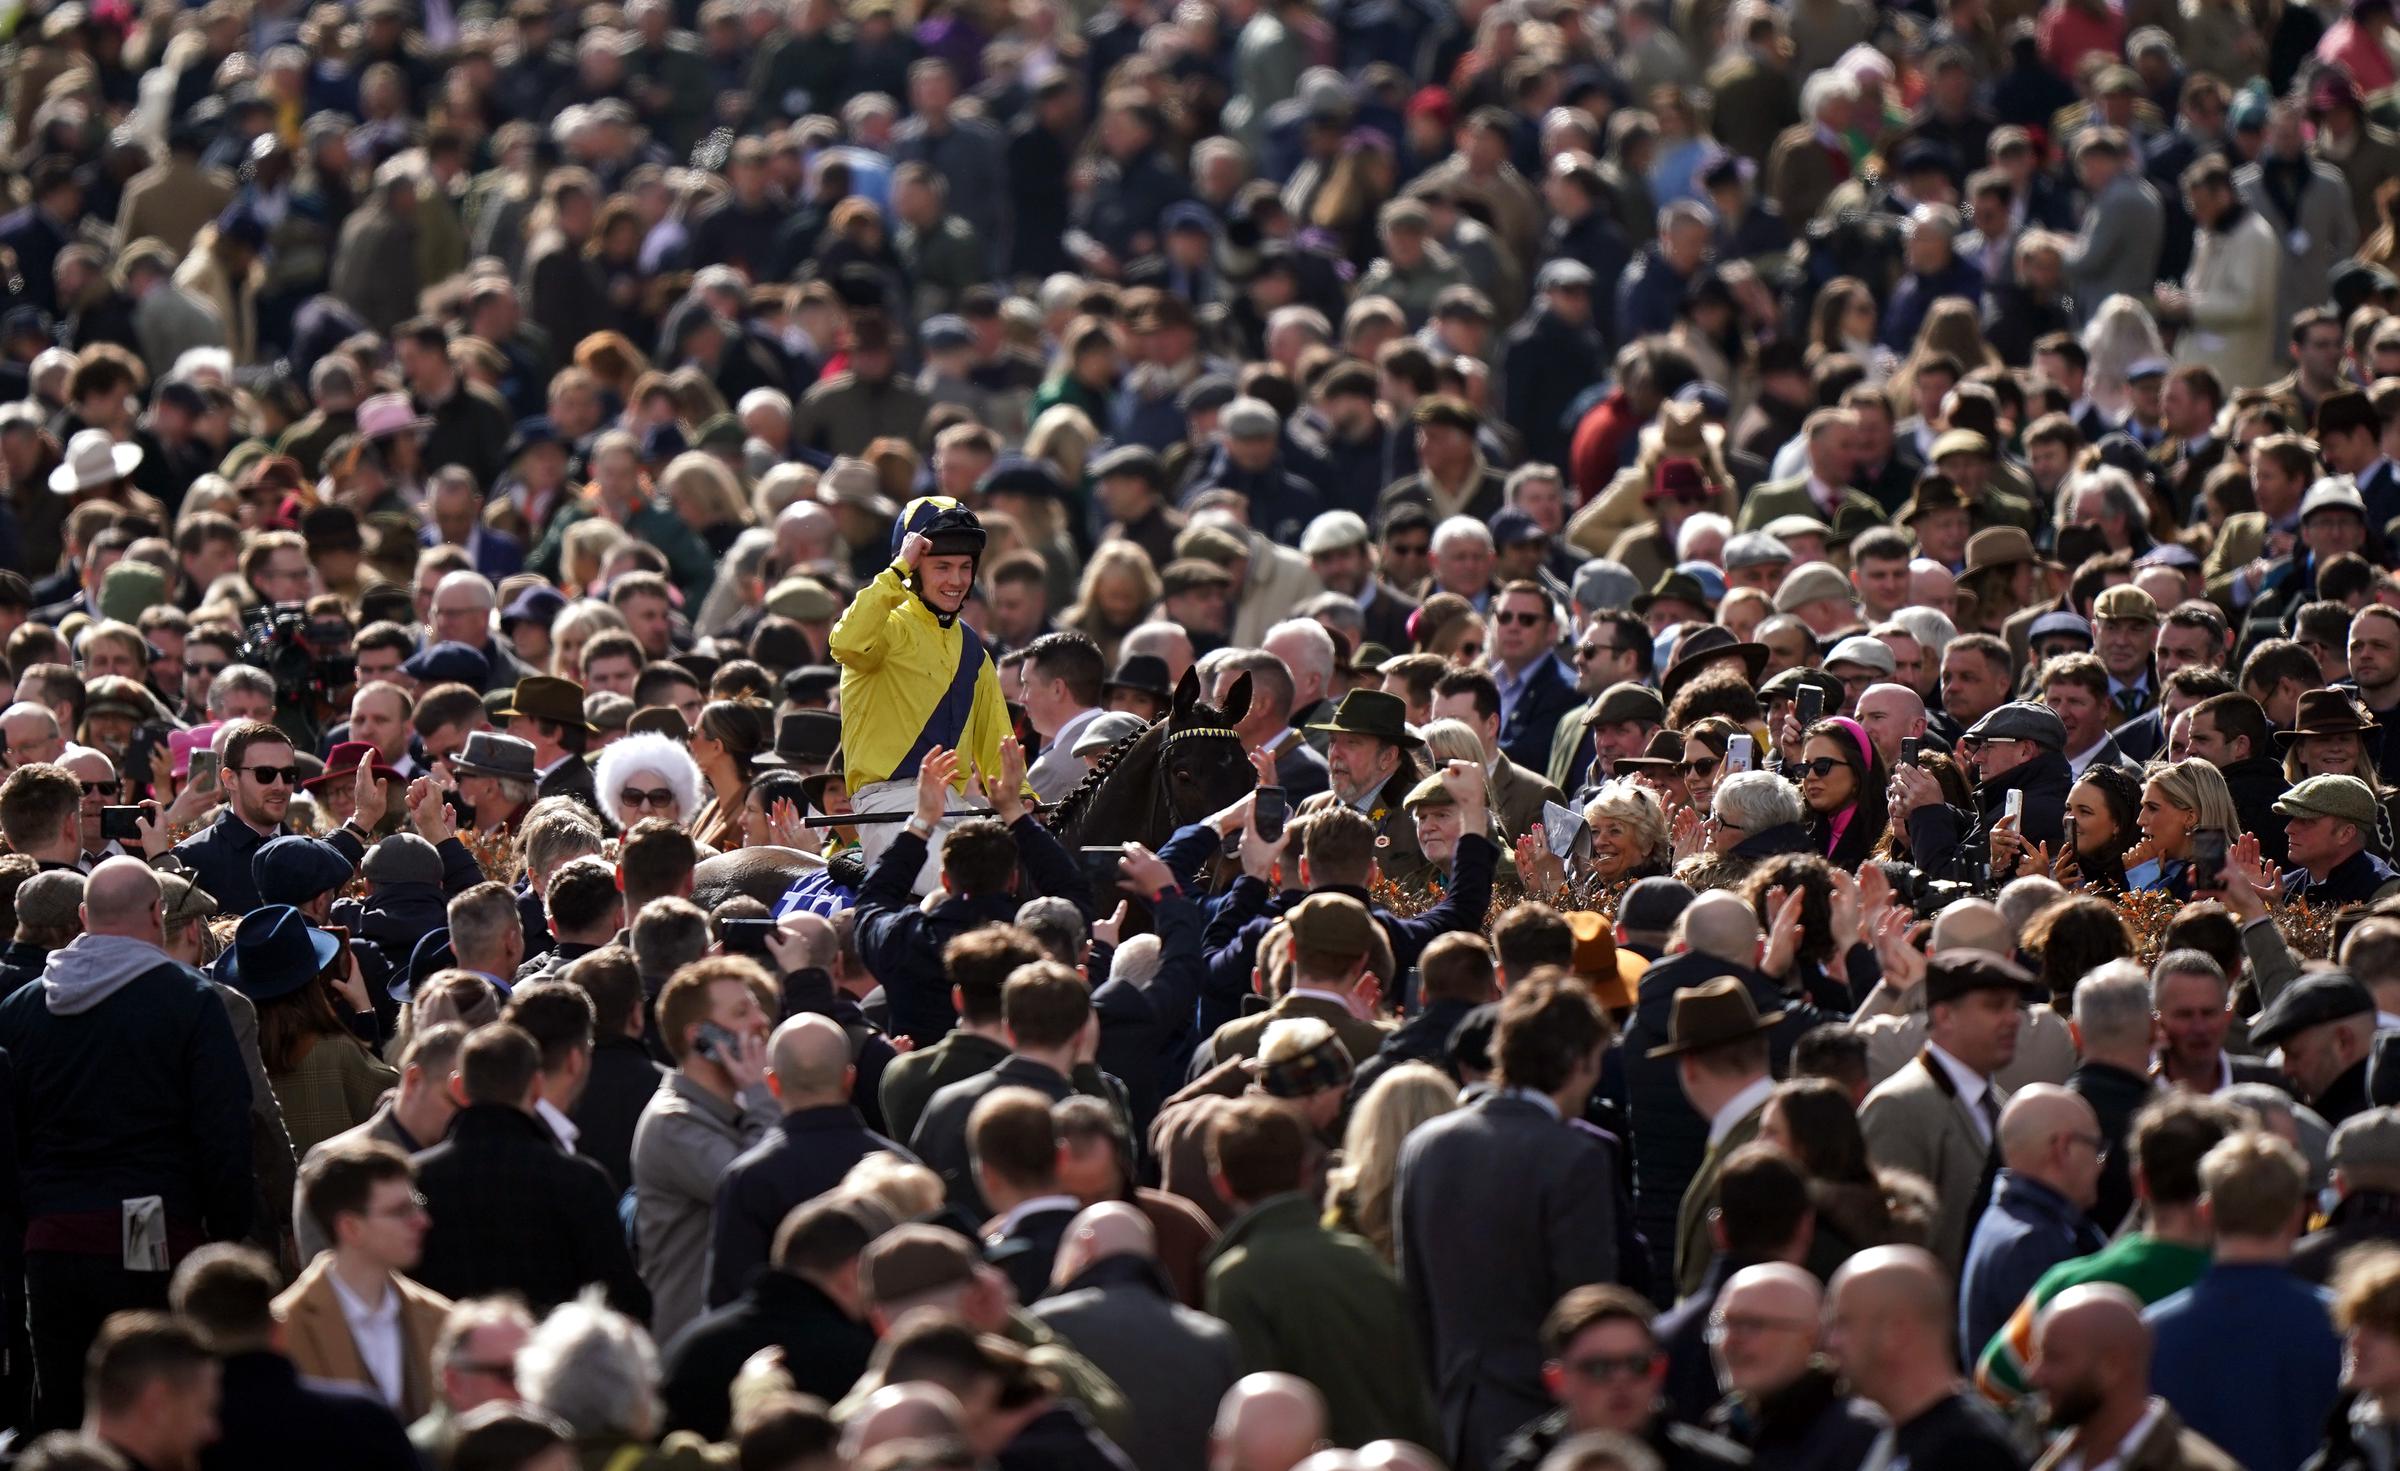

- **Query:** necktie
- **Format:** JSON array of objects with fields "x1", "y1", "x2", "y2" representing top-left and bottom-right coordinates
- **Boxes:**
[
  {"x1": 1979, "y1": 1087, "x2": 2002, "y2": 1144},
  {"x1": 2113, "y1": 684, "x2": 2147, "y2": 721}
]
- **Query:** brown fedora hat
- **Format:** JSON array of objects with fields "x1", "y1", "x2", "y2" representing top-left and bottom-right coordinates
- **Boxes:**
[
  {"x1": 1659, "y1": 624, "x2": 1768, "y2": 705},
  {"x1": 497, "y1": 675, "x2": 599, "y2": 733},
  {"x1": 1963, "y1": 526, "x2": 2040, "y2": 578},
  {"x1": 1644, "y1": 976, "x2": 1784, "y2": 1059},
  {"x1": 2276, "y1": 689, "x2": 2382, "y2": 749}
]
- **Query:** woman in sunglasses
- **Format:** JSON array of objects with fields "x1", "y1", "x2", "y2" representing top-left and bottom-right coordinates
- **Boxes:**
[
  {"x1": 594, "y1": 730, "x2": 703, "y2": 834},
  {"x1": 1670, "y1": 716, "x2": 1742, "y2": 817},
  {"x1": 1797, "y1": 717, "x2": 1888, "y2": 872}
]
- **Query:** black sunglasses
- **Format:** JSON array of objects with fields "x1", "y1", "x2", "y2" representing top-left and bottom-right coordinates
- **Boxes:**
[
  {"x1": 620, "y1": 787, "x2": 677, "y2": 809},
  {"x1": 1797, "y1": 756, "x2": 1849, "y2": 779},
  {"x1": 1678, "y1": 757, "x2": 1720, "y2": 777},
  {"x1": 1493, "y1": 611, "x2": 1549, "y2": 627},
  {"x1": 243, "y1": 765, "x2": 302, "y2": 787},
  {"x1": 79, "y1": 779, "x2": 118, "y2": 796}
]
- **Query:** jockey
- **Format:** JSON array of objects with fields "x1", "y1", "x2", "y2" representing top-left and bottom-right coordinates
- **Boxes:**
[{"x1": 828, "y1": 492, "x2": 1022, "y2": 887}]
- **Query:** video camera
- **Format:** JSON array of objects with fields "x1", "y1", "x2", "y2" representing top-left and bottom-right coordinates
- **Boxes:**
[{"x1": 239, "y1": 601, "x2": 357, "y2": 750}]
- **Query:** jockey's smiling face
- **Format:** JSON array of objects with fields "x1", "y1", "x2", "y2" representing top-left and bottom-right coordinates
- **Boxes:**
[{"x1": 920, "y1": 553, "x2": 978, "y2": 615}]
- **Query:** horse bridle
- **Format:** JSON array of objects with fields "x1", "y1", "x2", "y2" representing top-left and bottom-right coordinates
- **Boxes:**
[{"x1": 1150, "y1": 724, "x2": 1248, "y2": 832}]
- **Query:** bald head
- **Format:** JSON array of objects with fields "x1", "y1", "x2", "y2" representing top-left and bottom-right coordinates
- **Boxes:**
[
  {"x1": 1354, "y1": 1443, "x2": 1446, "y2": 1471},
  {"x1": 842, "y1": 1382, "x2": 965, "y2": 1462},
  {"x1": 780, "y1": 911, "x2": 837, "y2": 970},
  {"x1": 1827, "y1": 1244, "x2": 1955, "y2": 1401},
  {"x1": 1930, "y1": 898, "x2": 2008, "y2": 954},
  {"x1": 1213, "y1": 1373, "x2": 1328, "y2": 1471},
  {"x1": 2039, "y1": 1283, "x2": 2148, "y2": 1366},
  {"x1": 83, "y1": 855, "x2": 162, "y2": 941},
  {"x1": 1671, "y1": 891, "x2": 1764, "y2": 965},
  {"x1": 1051, "y1": 1201, "x2": 1155, "y2": 1290},
  {"x1": 1713, "y1": 1262, "x2": 1822, "y2": 1396},
  {"x1": 769, "y1": 1013, "x2": 855, "y2": 1104},
  {"x1": 1723, "y1": 1261, "x2": 1822, "y2": 1317},
  {"x1": 1998, "y1": 1084, "x2": 2097, "y2": 1166}
]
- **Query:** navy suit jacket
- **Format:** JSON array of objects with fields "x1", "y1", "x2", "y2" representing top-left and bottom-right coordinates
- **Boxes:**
[
  {"x1": 422, "y1": 523, "x2": 526, "y2": 580},
  {"x1": 1498, "y1": 654, "x2": 1581, "y2": 775}
]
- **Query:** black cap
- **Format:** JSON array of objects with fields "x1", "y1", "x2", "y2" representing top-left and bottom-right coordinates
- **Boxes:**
[
  {"x1": 2250, "y1": 970, "x2": 2375, "y2": 1049},
  {"x1": 1923, "y1": 948, "x2": 2044, "y2": 1006}
]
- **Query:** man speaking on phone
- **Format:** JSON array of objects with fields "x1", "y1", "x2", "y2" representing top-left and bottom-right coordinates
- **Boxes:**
[{"x1": 1891, "y1": 702, "x2": 2071, "y2": 882}]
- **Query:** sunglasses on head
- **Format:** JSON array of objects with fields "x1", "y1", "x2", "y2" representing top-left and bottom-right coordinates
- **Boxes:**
[
  {"x1": 1797, "y1": 756, "x2": 1848, "y2": 779},
  {"x1": 620, "y1": 787, "x2": 677, "y2": 810},
  {"x1": 244, "y1": 765, "x2": 303, "y2": 787}
]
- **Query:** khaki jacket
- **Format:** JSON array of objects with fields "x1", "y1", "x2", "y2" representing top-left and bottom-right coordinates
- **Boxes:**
[
  {"x1": 273, "y1": 1254, "x2": 453, "y2": 1421},
  {"x1": 1859, "y1": 1049, "x2": 2002, "y2": 1272}
]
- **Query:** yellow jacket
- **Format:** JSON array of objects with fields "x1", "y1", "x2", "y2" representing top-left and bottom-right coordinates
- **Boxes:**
[{"x1": 829, "y1": 563, "x2": 1015, "y2": 793}]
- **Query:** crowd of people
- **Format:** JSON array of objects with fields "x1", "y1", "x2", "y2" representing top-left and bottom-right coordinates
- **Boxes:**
[{"x1": 23, "y1": 0, "x2": 2400, "y2": 1466}]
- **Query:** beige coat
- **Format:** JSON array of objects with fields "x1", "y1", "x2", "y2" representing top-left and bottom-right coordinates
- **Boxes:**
[
  {"x1": 172, "y1": 224, "x2": 262, "y2": 365},
  {"x1": 2174, "y1": 209, "x2": 2283, "y2": 394},
  {"x1": 1859, "y1": 1049, "x2": 2003, "y2": 1272},
  {"x1": 274, "y1": 1254, "x2": 453, "y2": 1421}
]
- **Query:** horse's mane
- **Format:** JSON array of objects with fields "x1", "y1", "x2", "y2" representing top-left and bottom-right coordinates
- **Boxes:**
[
  {"x1": 1041, "y1": 691, "x2": 1243, "y2": 840},
  {"x1": 1043, "y1": 719, "x2": 1161, "y2": 838}
]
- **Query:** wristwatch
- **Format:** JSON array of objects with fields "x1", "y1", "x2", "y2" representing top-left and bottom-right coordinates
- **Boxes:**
[{"x1": 905, "y1": 814, "x2": 937, "y2": 840}]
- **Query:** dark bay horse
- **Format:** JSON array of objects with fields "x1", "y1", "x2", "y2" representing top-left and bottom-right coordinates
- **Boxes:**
[{"x1": 1045, "y1": 667, "x2": 1258, "y2": 852}]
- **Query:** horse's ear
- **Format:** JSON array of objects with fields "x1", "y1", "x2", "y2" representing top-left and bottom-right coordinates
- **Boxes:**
[
  {"x1": 1172, "y1": 665, "x2": 1200, "y2": 719},
  {"x1": 1220, "y1": 672, "x2": 1252, "y2": 725}
]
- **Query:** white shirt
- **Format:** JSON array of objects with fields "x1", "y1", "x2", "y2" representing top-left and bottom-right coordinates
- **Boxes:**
[
  {"x1": 2067, "y1": 735, "x2": 2114, "y2": 778},
  {"x1": 1708, "y1": 1074, "x2": 1777, "y2": 1149},
  {"x1": 536, "y1": 1096, "x2": 580, "y2": 1152},
  {"x1": 328, "y1": 1268, "x2": 407, "y2": 1410},
  {"x1": 985, "y1": 1193, "x2": 1080, "y2": 1245},
  {"x1": 1926, "y1": 1040, "x2": 2001, "y2": 1146}
]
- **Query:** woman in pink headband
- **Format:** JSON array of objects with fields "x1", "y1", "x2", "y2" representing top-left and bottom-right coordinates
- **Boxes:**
[{"x1": 1797, "y1": 713, "x2": 1889, "y2": 871}]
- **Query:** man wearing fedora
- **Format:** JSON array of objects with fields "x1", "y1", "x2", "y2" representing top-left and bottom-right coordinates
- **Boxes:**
[
  {"x1": 1860, "y1": 948, "x2": 2047, "y2": 1272},
  {"x1": 449, "y1": 731, "x2": 540, "y2": 836},
  {"x1": 498, "y1": 675, "x2": 601, "y2": 819},
  {"x1": 1650, "y1": 975, "x2": 1782, "y2": 1300},
  {"x1": 1297, "y1": 689, "x2": 1436, "y2": 892},
  {"x1": 753, "y1": 710, "x2": 841, "y2": 779}
]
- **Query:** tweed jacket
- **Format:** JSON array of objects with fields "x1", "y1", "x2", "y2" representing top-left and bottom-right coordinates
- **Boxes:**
[{"x1": 1859, "y1": 1048, "x2": 2003, "y2": 1272}]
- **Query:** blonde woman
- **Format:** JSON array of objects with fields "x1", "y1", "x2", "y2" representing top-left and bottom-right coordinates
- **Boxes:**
[
  {"x1": 548, "y1": 602, "x2": 627, "y2": 682},
  {"x1": 658, "y1": 450, "x2": 752, "y2": 558},
  {"x1": 1583, "y1": 779, "x2": 1672, "y2": 885},
  {"x1": 2082, "y1": 295, "x2": 2170, "y2": 423},
  {"x1": 2127, "y1": 758, "x2": 2244, "y2": 900},
  {"x1": 561, "y1": 517, "x2": 632, "y2": 596},
  {"x1": 1059, "y1": 542, "x2": 1161, "y2": 666},
  {"x1": 1324, "y1": 1061, "x2": 1459, "y2": 1262}
]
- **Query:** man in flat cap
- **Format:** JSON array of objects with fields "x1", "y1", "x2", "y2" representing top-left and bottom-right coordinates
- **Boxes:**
[
  {"x1": 1549, "y1": 680, "x2": 1665, "y2": 796},
  {"x1": 1377, "y1": 395, "x2": 1506, "y2": 526},
  {"x1": 2255, "y1": 971, "x2": 2382, "y2": 1124},
  {"x1": 2266, "y1": 775, "x2": 2400, "y2": 905},
  {"x1": 1860, "y1": 948, "x2": 2046, "y2": 1270},
  {"x1": 1897, "y1": 701, "x2": 2071, "y2": 883}
]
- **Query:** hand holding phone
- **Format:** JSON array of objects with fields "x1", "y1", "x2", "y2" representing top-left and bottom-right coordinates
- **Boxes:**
[
  {"x1": 101, "y1": 806, "x2": 145, "y2": 842},
  {"x1": 1795, "y1": 684, "x2": 1825, "y2": 727},
  {"x1": 1253, "y1": 786, "x2": 1287, "y2": 845},
  {"x1": 1726, "y1": 734, "x2": 1755, "y2": 774},
  {"x1": 1080, "y1": 845, "x2": 1125, "y2": 896}
]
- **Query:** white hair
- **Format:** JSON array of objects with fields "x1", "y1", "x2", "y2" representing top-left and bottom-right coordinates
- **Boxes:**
[
  {"x1": 1430, "y1": 516, "x2": 1493, "y2": 554},
  {"x1": 1675, "y1": 513, "x2": 1733, "y2": 560},
  {"x1": 1263, "y1": 618, "x2": 1337, "y2": 686},
  {"x1": 1889, "y1": 605, "x2": 1957, "y2": 661},
  {"x1": 593, "y1": 731, "x2": 705, "y2": 828},
  {"x1": 738, "y1": 387, "x2": 792, "y2": 419},
  {"x1": 1111, "y1": 933, "x2": 1164, "y2": 986},
  {"x1": 2073, "y1": 960, "x2": 2155, "y2": 1052},
  {"x1": 1713, "y1": 769, "x2": 1803, "y2": 833},
  {"x1": 2082, "y1": 294, "x2": 2169, "y2": 416},
  {"x1": 1799, "y1": 70, "x2": 1857, "y2": 121},
  {"x1": 519, "y1": 1293, "x2": 659, "y2": 1439},
  {"x1": 168, "y1": 346, "x2": 234, "y2": 387},
  {"x1": 435, "y1": 568, "x2": 498, "y2": 608}
]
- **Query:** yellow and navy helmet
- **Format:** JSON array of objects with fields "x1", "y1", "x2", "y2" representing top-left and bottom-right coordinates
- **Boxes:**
[{"x1": 891, "y1": 495, "x2": 987, "y2": 561}]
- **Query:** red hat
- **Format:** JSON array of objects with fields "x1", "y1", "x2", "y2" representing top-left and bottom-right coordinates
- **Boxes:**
[
  {"x1": 2312, "y1": 66, "x2": 2364, "y2": 114},
  {"x1": 305, "y1": 740, "x2": 404, "y2": 791},
  {"x1": 1406, "y1": 86, "x2": 1456, "y2": 127},
  {"x1": 1646, "y1": 457, "x2": 1708, "y2": 503}
]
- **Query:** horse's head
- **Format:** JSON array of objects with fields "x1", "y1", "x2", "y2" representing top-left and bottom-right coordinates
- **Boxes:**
[{"x1": 1159, "y1": 666, "x2": 1257, "y2": 822}]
